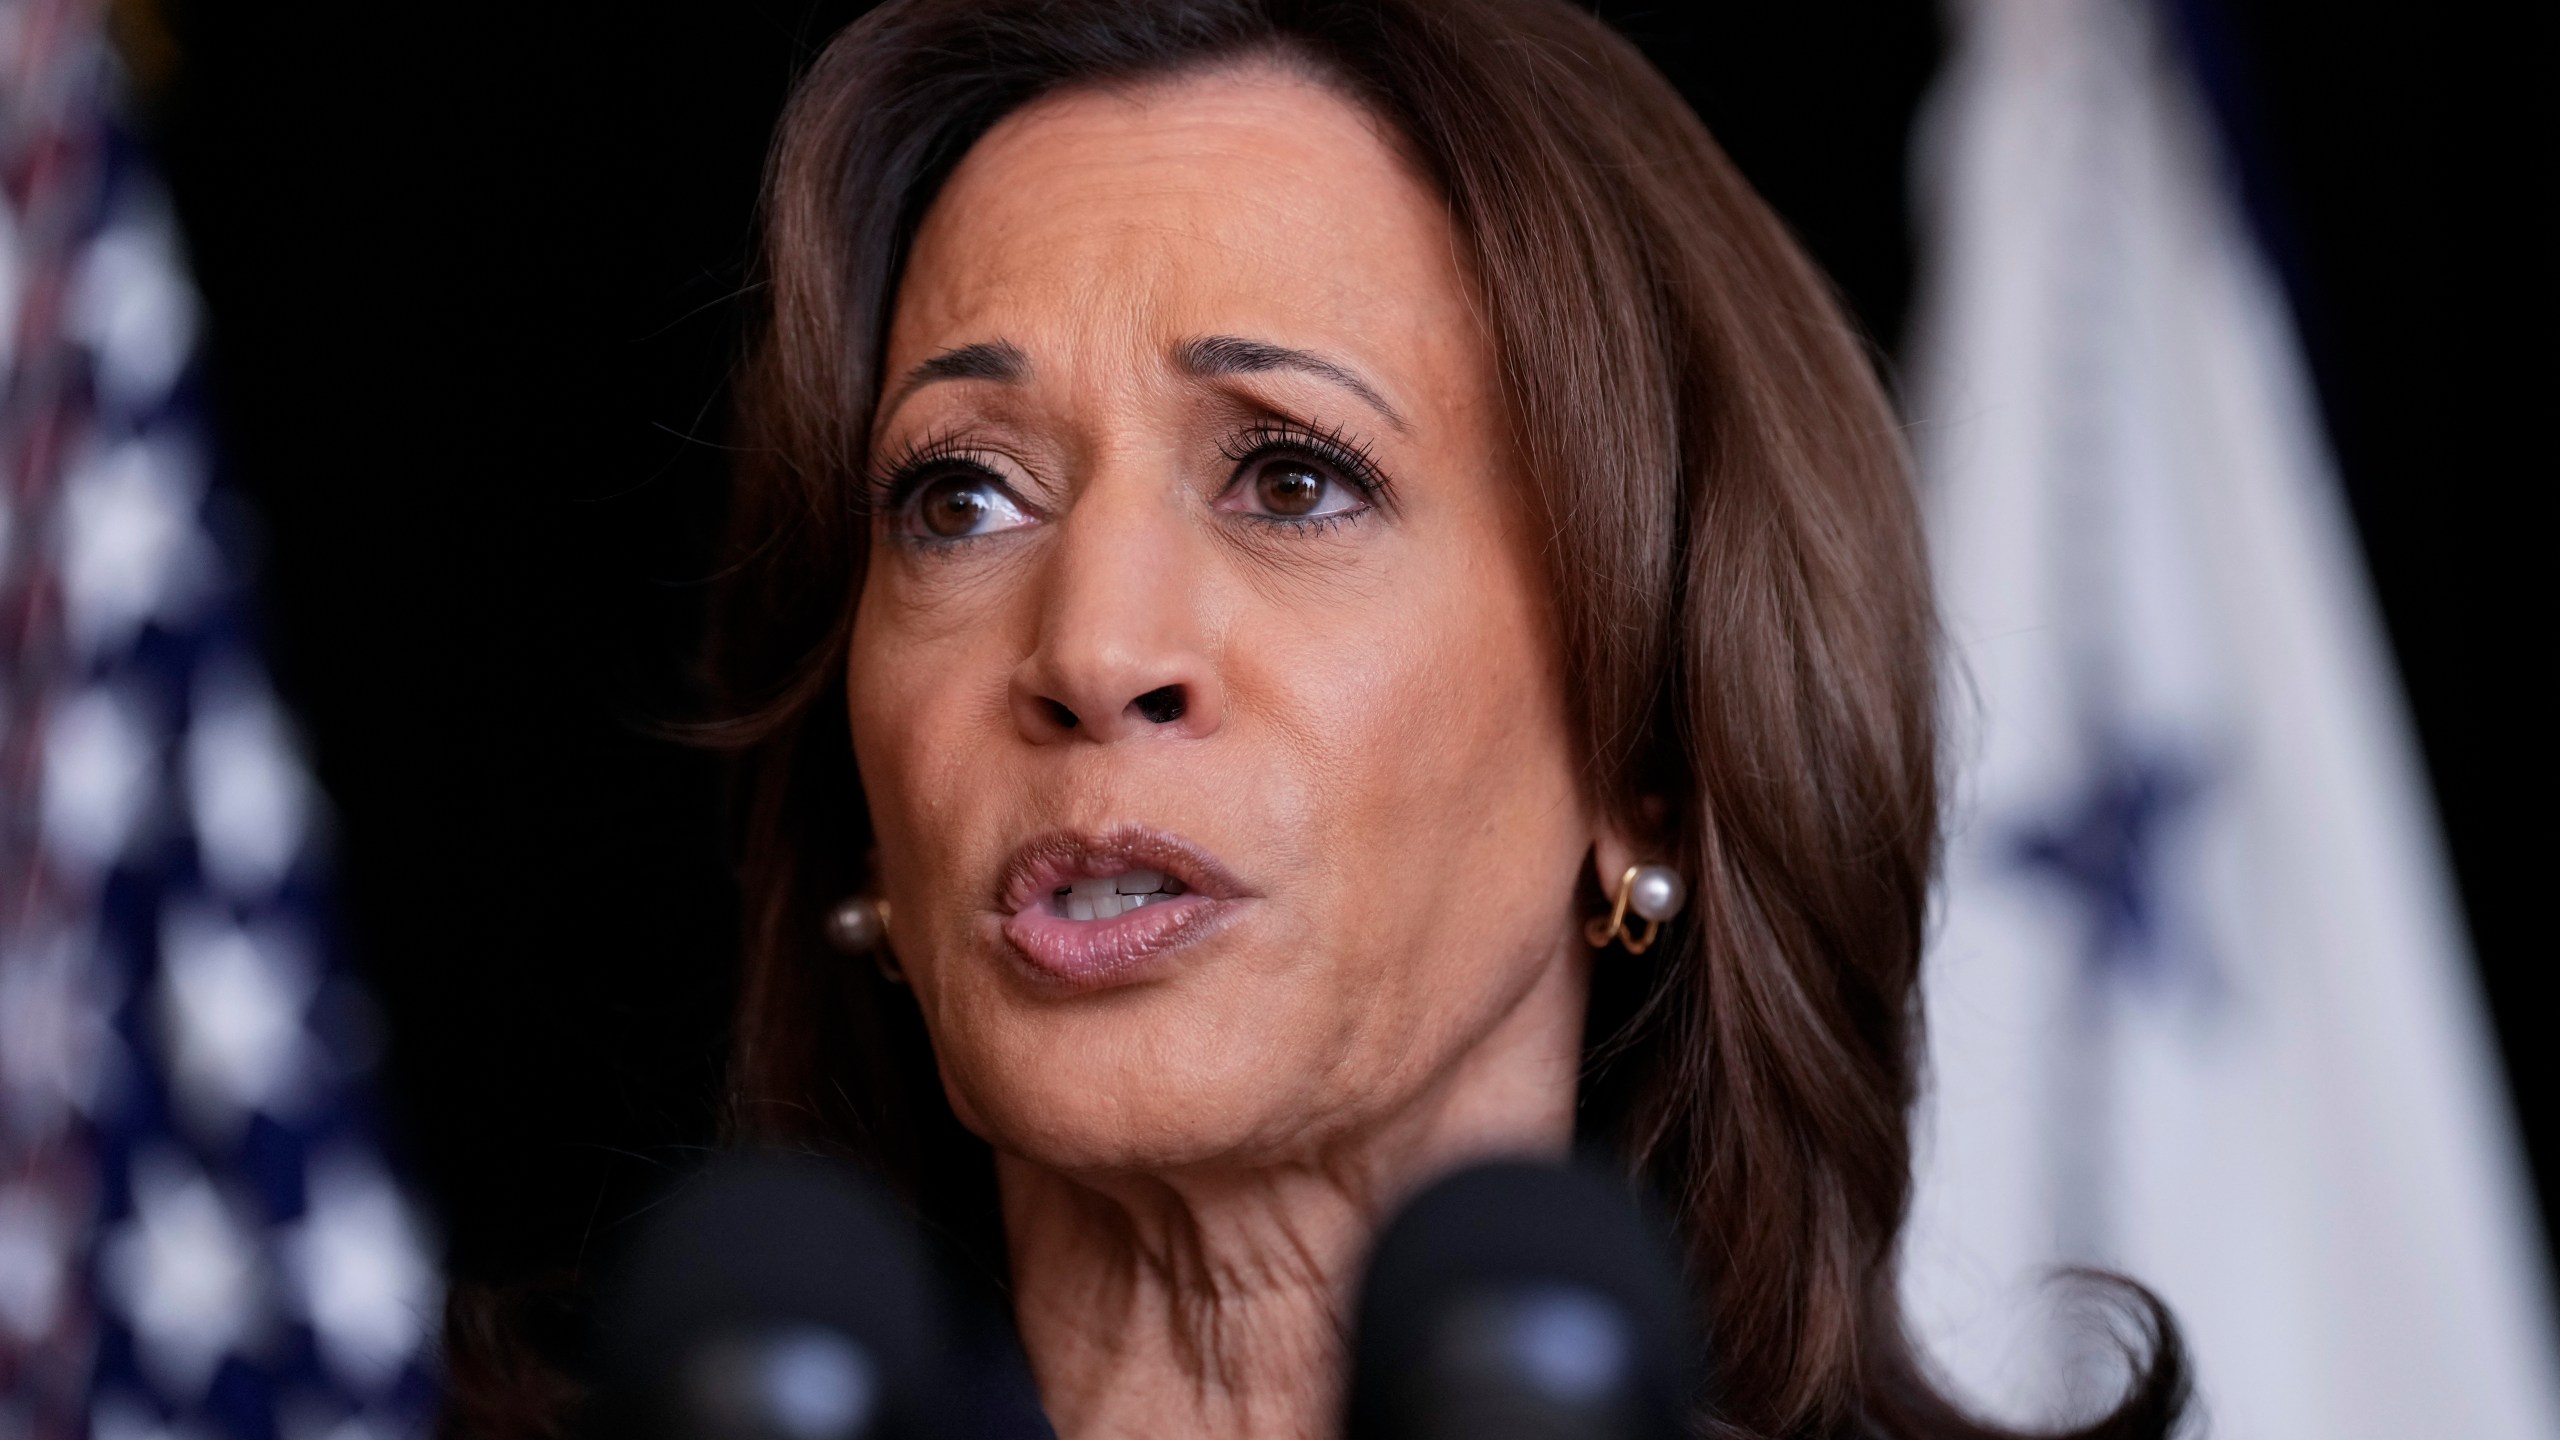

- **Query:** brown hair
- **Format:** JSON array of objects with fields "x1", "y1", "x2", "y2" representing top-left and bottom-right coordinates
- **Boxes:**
[{"x1": 706, "y1": 2, "x2": 2187, "y2": 1437}]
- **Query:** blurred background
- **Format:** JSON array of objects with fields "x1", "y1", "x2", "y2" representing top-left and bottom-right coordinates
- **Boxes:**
[{"x1": 75, "y1": 0, "x2": 2557, "y2": 1413}]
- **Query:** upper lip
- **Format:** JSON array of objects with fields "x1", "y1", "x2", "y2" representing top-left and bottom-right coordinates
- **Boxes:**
[{"x1": 998, "y1": 826, "x2": 1249, "y2": 915}]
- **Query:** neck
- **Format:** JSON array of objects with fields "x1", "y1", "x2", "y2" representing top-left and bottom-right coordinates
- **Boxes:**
[
  {"x1": 999, "y1": 953, "x2": 1587, "y2": 1440},
  {"x1": 1000, "y1": 1158, "x2": 1372, "y2": 1439}
]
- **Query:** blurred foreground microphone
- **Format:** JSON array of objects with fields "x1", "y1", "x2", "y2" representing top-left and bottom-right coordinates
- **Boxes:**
[
  {"x1": 1346, "y1": 1160, "x2": 1699, "y2": 1440},
  {"x1": 596, "y1": 1153, "x2": 951, "y2": 1440}
]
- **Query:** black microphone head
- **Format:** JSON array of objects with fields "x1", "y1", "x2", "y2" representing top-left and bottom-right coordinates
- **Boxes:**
[
  {"x1": 1345, "y1": 1159, "x2": 1700, "y2": 1440},
  {"x1": 596, "y1": 1152, "x2": 951, "y2": 1440}
]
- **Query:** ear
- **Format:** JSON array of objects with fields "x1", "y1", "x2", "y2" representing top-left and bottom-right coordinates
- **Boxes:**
[{"x1": 1588, "y1": 794, "x2": 1668, "y2": 900}]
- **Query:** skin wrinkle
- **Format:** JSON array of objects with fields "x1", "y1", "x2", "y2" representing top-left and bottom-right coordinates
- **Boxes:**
[
  {"x1": 881, "y1": 339, "x2": 1034, "y2": 421},
  {"x1": 1173, "y1": 334, "x2": 1413, "y2": 434},
  {"x1": 844, "y1": 65, "x2": 1634, "y2": 1439}
]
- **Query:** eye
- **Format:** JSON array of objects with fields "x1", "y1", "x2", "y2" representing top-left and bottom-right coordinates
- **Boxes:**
[
  {"x1": 1218, "y1": 451, "x2": 1373, "y2": 523},
  {"x1": 900, "y1": 468, "x2": 1036, "y2": 541}
]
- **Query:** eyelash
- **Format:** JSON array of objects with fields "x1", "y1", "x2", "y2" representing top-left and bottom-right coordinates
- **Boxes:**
[
  {"x1": 865, "y1": 417, "x2": 1393, "y2": 545},
  {"x1": 864, "y1": 428, "x2": 1004, "y2": 517},
  {"x1": 1218, "y1": 419, "x2": 1391, "y2": 531}
]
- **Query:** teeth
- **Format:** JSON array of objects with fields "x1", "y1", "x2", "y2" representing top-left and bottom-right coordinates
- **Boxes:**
[
  {"x1": 1047, "y1": 868, "x2": 1195, "y2": 920},
  {"x1": 1052, "y1": 883, "x2": 1184, "y2": 921}
]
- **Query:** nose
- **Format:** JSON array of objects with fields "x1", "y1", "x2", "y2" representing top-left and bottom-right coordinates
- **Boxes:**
[{"x1": 1009, "y1": 479, "x2": 1224, "y2": 746}]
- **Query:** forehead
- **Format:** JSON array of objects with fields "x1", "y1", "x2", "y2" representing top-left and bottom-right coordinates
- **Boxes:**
[{"x1": 888, "y1": 64, "x2": 1479, "y2": 383}]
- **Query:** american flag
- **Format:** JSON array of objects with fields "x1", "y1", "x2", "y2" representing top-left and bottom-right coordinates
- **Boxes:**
[{"x1": 3, "y1": 1, "x2": 443, "y2": 1435}]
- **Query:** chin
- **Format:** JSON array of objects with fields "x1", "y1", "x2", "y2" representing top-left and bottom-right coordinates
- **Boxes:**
[
  {"x1": 956, "y1": 1057, "x2": 1325, "y2": 1177},
  {"x1": 927, "y1": 969, "x2": 1366, "y2": 1176}
]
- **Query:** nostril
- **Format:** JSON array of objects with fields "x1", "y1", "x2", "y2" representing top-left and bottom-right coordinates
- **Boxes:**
[
  {"x1": 1042, "y1": 698, "x2": 1081, "y2": 730},
  {"x1": 1130, "y1": 685, "x2": 1187, "y2": 726}
]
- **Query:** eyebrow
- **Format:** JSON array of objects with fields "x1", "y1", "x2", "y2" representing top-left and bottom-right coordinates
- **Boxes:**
[
  {"x1": 879, "y1": 334, "x2": 1409, "y2": 433},
  {"x1": 1176, "y1": 334, "x2": 1409, "y2": 433},
  {"x1": 881, "y1": 340, "x2": 1030, "y2": 419}
]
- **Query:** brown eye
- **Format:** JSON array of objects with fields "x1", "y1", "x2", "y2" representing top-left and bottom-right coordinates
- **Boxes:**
[
  {"x1": 919, "y1": 476, "x2": 991, "y2": 537},
  {"x1": 1256, "y1": 461, "x2": 1329, "y2": 517},
  {"x1": 1214, "y1": 436, "x2": 1375, "y2": 526},
  {"x1": 903, "y1": 468, "x2": 1033, "y2": 541}
]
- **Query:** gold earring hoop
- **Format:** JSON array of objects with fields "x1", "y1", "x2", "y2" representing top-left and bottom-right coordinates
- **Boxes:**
[{"x1": 1584, "y1": 863, "x2": 1687, "y2": 954}]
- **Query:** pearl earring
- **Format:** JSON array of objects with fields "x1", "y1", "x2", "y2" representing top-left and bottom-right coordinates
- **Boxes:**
[
  {"x1": 1585, "y1": 863, "x2": 1686, "y2": 955},
  {"x1": 824, "y1": 894, "x2": 901, "y2": 982}
]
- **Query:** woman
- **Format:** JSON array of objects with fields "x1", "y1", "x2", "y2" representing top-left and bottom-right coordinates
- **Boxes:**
[{"x1": 694, "y1": 1, "x2": 2186, "y2": 1436}]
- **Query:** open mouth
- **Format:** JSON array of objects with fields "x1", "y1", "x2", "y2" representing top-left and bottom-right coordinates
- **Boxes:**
[
  {"x1": 1046, "y1": 870, "x2": 1190, "y2": 921},
  {"x1": 997, "y1": 829, "x2": 1246, "y2": 986}
]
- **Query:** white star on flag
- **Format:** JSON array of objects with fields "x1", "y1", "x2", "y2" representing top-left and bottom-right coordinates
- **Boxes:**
[
  {"x1": 157, "y1": 907, "x2": 317, "y2": 1139},
  {"x1": 61, "y1": 435, "x2": 211, "y2": 660},
  {"x1": 284, "y1": 1152, "x2": 441, "y2": 1392},
  {"x1": 185, "y1": 661, "x2": 315, "y2": 899},
  {"x1": 69, "y1": 200, "x2": 201, "y2": 411},
  {"x1": 101, "y1": 1149, "x2": 272, "y2": 1402},
  {"x1": 41, "y1": 685, "x2": 159, "y2": 876}
]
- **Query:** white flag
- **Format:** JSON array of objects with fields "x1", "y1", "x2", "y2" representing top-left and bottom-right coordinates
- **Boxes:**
[{"x1": 1898, "y1": 0, "x2": 2560, "y2": 1436}]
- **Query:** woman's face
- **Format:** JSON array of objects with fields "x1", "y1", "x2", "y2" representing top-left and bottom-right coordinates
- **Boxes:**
[{"x1": 849, "y1": 65, "x2": 1604, "y2": 1176}]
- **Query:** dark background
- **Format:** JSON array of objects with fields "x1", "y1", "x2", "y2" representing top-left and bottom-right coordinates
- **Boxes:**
[{"x1": 136, "y1": 0, "x2": 2556, "y2": 1295}]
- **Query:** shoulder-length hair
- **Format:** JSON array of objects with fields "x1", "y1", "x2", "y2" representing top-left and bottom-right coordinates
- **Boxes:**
[{"x1": 706, "y1": 2, "x2": 2186, "y2": 1436}]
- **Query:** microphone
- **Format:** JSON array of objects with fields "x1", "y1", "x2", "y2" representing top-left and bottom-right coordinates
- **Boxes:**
[
  {"x1": 595, "y1": 1152, "x2": 953, "y2": 1440},
  {"x1": 1344, "y1": 1159, "x2": 1700, "y2": 1440}
]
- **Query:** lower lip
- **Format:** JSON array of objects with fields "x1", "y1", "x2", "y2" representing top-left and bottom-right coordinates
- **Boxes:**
[{"x1": 1000, "y1": 895, "x2": 1236, "y2": 987}]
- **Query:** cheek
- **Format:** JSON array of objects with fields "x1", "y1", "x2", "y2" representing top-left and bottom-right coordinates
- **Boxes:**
[
  {"x1": 844, "y1": 564, "x2": 1014, "y2": 924},
  {"x1": 1302, "y1": 518, "x2": 1576, "y2": 831},
  {"x1": 1222, "y1": 522, "x2": 1589, "y2": 1072}
]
